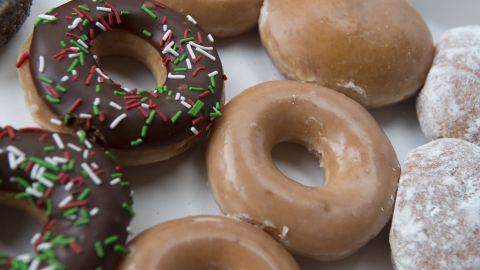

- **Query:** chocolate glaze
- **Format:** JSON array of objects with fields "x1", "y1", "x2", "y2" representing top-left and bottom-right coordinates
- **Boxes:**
[
  {"x1": 0, "y1": 126, "x2": 132, "y2": 270},
  {"x1": 28, "y1": 0, "x2": 224, "y2": 150}
]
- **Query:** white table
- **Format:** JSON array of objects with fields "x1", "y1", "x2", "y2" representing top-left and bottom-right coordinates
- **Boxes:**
[{"x1": 0, "y1": 0, "x2": 478, "y2": 269}]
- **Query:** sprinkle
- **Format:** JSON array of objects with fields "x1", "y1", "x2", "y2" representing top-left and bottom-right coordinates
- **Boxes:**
[
  {"x1": 96, "y1": 68, "x2": 110, "y2": 80},
  {"x1": 186, "y1": 58, "x2": 192, "y2": 69},
  {"x1": 208, "y1": 34, "x2": 215, "y2": 42},
  {"x1": 110, "y1": 113, "x2": 127, "y2": 129},
  {"x1": 181, "y1": 101, "x2": 192, "y2": 109},
  {"x1": 110, "y1": 178, "x2": 121, "y2": 185},
  {"x1": 142, "y1": 30, "x2": 153, "y2": 38},
  {"x1": 190, "y1": 127, "x2": 199, "y2": 135},
  {"x1": 58, "y1": 195, "x2": 73, "y2": 208},
  {"x1": 188, "y1": 100, "x2": 205, "y2": 116},
  {"x1": 81, "y1": 163, "x2": 102, "y2": 185},
  {"x1": 52, "y1": 133, "x2": 65, "y2": 150},
  {"x1": 171, "y1": 111, "x2": 183, "y2": 123},
  {"x1": 38, "y1": 14, "x2": 57, "y2": 21},
  {"x1": 168, "y1": 73, "x2": 186, "y2": 79},
  {"x1": 195, "y1": 47, "x2": 216, "y2": 61},
  {"x1": 50, "y1": 118, "x2": 62, "y2": 126},
  {"x1": 95, "y1": 21, "x2": 107, "y2": 31},
  {"x1": 68, "y1": 17, "x2": 83, "y2": 29},
  {"x1": 67, "y1": 143, "x2": 82, "y2": 152},
  {"x1": 189, "y1": 41, "x2": 213, "y2": 51},
  {"x1": 40, "y1": 76, "x2": 53, "y2": 84},
  {"x1": 96, "y1": 7, "x2": 112, "y2": 12},
  {"x1": 141, "y1": 5, "x2": 158, "y2": 19},
  {"x1": 26, "y1": 187, "x2": 43, "y2": 198},
  {"x1": 38, "y1": 56, "x2": 45, "y2": 73},
  {"x1": 94, "y1": 242, "x2": 105, "y2": 258},
  {"x1": 162, "y1": 30, "x2": 172, "y2": 41},
  {"x1": 186, "y1": 15, "x2": 197, "y2": 24},
  {"x1": 208, "y1": 71, "x2": 219, "y2": 77},
  {"x1": 109, "y1": 101, "x2": 122, "y2": 110},
  {"x1": 90, "y1": 207, "x2": 99, "y2": 216},
  {"x1": 186, "y1": 43, "x2": 196, "y2": 59}
]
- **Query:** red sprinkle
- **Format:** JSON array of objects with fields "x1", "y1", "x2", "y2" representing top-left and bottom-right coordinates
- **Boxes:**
[{"x1": 69, "y1": 98, "x2": 83, "y2": 112}]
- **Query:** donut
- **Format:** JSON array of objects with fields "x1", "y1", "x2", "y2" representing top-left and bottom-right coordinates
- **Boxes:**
[
  {"x1": 119, "y1": 215, "x2": 300, "y2": 270},
  {"x1": 417, "y1": 26, "x2": 480, "y2": 146},
  {"x1": 259, "y1": 0, "x2": 434, "y2": 108},
  {"x1": 159, "y1": 0, "x2": 263, "y2": 38},
  {"x1": 0, "y1": 126, "x2": 133, "y2": 270},
  {"x1": 0, "y1": 0, "x2": 32, "y2": 46},
  {"x1": 206, "y1": 80, "x2": 400, "y2": 260},
  {"x1": 390, "y1": 139, "x2": 480, "y2": 269},
  {"x1": 17, "y1": 0, "x2": 225, "y2": 166}
]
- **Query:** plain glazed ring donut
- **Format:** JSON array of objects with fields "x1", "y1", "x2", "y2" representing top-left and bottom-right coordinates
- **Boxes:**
[
  {"x1": 259, "y1": 0, "x2": 434, "y2": 108},
  {"x1": 0, "y1": 0, "x2": 32, "y2": 46},
  {"x1": 0, "y1": 126, "x2": 133, "y2": 270},
  {"x1": 207, "y1": 80, "x2": 400, "y2": 260},
  {"x1": 118, "y1": 215, "x2": 300, "y2": 270},
  {"x1": 17, "y1": 0, "x2": 225, "y2": 166},
  {"x1": 159, "y1": 0, "x2": 263, "y2": 38},
  {"x1": 417, "y1": 26, "x2": 480, "y2": 145},
  {"x1": 390, "y1": 139, "x2": 480, "y2": 269}
]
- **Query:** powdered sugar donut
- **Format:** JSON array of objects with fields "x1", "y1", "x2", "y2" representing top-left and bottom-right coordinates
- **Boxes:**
[
  {"x1": 417, "y1": 26, "x2": 480, "y2": 145},
  {"x1": 390, "y1": 139, "x2": 480, "y2": 269}
]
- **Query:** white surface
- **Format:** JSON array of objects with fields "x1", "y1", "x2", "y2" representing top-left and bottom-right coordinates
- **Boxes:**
[{"x1": 0, "y1": 0, "x2": 478, "y2": 269}]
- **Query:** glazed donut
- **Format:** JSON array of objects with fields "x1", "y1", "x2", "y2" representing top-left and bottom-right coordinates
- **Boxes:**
[
  {"x1": 159, "y1": 0, "x2": 263, "y2": 38},
  {"x1": 207, "y1": 80, "x2": 400, "y2": 260},
  {"x1": 417, "y1": 26, "x2": 480, "y2": 145},
  {"x1": 390, "y1": 139, "x2": 480, "y2": 269},
  {"x1": 0, "y1": 126, "x2": 133, "y2": 270},
  {"x1": 0, "y1": 0, "x2": 32, "y2": 46},
  {"x1": 17, "y1": 0, "x2": 225, "y2": 166},
  {"x1": 119, "y1": 215, "x2": 300, "y2": 270},
  {"x1": 259, "y1": 0, "x2": 434, "y2": 108}
]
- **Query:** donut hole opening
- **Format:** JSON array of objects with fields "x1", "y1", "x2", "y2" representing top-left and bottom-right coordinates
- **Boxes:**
[
  {"x1": 0, "y1": 198, "x2": 44, "y2": 255},
  {"x1": 271, "y1": 142, "x2": 325, "y2": 187},
  {"x1": 92, "y1": 29, "x2": 167, "y2": 90}
]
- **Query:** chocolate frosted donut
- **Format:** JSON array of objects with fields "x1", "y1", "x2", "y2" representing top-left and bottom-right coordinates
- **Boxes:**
[
  {"x1": 0, "y1": 126, "x2": 133, "y2": 270},
  {"x1": 17, "y1": 0, "x2": 224, "y2": 165},
  {"x1": 0, "y1": 0, "x2": 32, "y2": 46}
]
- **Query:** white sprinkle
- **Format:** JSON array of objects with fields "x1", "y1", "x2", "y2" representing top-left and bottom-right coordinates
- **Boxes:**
[
  {"x1": 58, "y1": 195, "x2": 73, "y2": 208},
  {"x1": 175, "y1": 92, "x2": 181, "y2": 100},
  {"x1": 37, "y1": 243, "x2": 52, "y2": 250},
  {"x1": 79, "y1": 113, "x2": 92, "y2": 119},
  {"x1": 96, "y1": 21, "x2": 107, "y2": 31},
  {"x1": 26, "y1": 187, "x2": 43, "y2": 198},
  {"x1": 36, "y1": 174, "x2": 53, "y2": 188},
  {"x1": 186, "y1": 15, "x2": 197, "y2": 24},
  {"x1": 186, "y1": 58, "x2": 192, "y2": 69},
  {"x1": 38, "y1": 14, "x2": 57, "y2": 21},
  {"x1": 67, "y1": 143, "x2": 82, "y2": 152},
  {"x1": 30, "y1": 233, "x2": 41, "y2": 245},
  {"x1": 109, "y1": 101, "x2": 122, "y2": 110},
  {"x1": 110, "y1": 113, "x2": 127, "y2": 129},
  {"x1": 181, "y1": 101, "x2": 192, "y2": 109},
  {"x1": 141, "y1": 103, "x2": 149, "y2": 109},
  {"x1": 6, "y1": 145, "x2": 25, "y2": 157},
  {"x1": 162, "y1": 30, "x2": 172, "y2": 41},
  {"x1": 94, "y1": 98, "x2": 101, "y2": 106},
  {"x1": 16, "y1": 254, "x2": 31, "y2": 262},
  {"x1": 84, "y1": 139, "x2": 92, "y2": 149},
  {"x1": 68, "y1": 53, "x2": 80, "y2": 58},
  {"x1": 44, "y1": 157, "x2": 57, "y2": 166},
  {"x1": 186, "y1": 43, "x2": 196, "y2": 59},
  {"x1": 93, "y1": 54, "x2": 98, "y2": 60},
  {"x1": 61, "y1": 76, "x2": 70, "y2": 82},
  {"x1": 83, "y1": 150, "x2": 89, "y2": 159},
  {"x1": 52, "y1": 133, "x2": 65, "y2": 150},
  {"x1": 162, "y1": 24, "x2": 167, "y2": 32},
  {"x1": 168, "y1": 73, "x2": 186, "y2": 79},
  {"x1": 96, "y1": 7, "x2": 112, "y2": 12},
  {"x1": 76, "y1": 39, "x2": 89, "y2": 49},
  {"x1": 68, "y1": 47, "x2": 80, "y2": 52},
  {"x1": 38, "y1": 56, "x2": 45, "y2": 73},
  {"x1": 81, "y1": 163, "x2": 102, "y2": 185},
  {"x1": 180, "y1": 96, "x2": 186, "y2": 101},
  {"x1": 195, "y1": 47, "x2": 216, "y2": 61},
  {"x1": 51, "y1": 156, "x2": 67, "y2": 163},
  {"x1": 64, "y1": 181, "x2": 74, "y2": 191},
  {"x1": 189, "y1": 41, "x2": 213, "y2": 51},
  {"x1": 91, "y1": 162, "x2": 99, "y2": 169},
  {"x1": 96, "y1": 68, "x2": 110, "y2": 79},
  {"x1": 208, "y1": 71, "x2": 219, "y2": 77},
  {"x1": 90, "y1": 207, "x2": 99, "y2": 216},
  {"x1": 110, "y1": 178, "x2": 121, "y2": 185},
  {"x1": 208, "y1": 34, "x2": 215, "y2": 42},
  {"x1": 28, "y1": 259, "x2": 40, "y2": 270},
  {"x1": 71, "y1": 69, "x2": 78, "y2": 76},
  {"x1": 68, "y1": 17, "x2": 83, "y2": 30},
  {"x1": 190, "y1": 127, "x2": 199, "y2": 135},
  {"x1": 8, "y1": 151, "x2": 25, "y2": 170},
  {"x1": 50, "y1": 118, "x2": 62, "y2": 126}
]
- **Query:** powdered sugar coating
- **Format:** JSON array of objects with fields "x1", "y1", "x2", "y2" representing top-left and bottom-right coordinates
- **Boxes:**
[
  {"x1": 390, "y1": 139, "x2": 480, "y2": 270},
  {"x1": 417, "y1": 26, "x2": 480, "y2": 145}
]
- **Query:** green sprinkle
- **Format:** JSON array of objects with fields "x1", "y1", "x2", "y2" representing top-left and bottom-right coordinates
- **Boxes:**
[
  {"x1": 63, "y1": 208, "x2": 79, "y2": 217},
  {"x1": 60, "y1": 40, "x2": 67, "y2": 48},
  {"x1": 52, "y1": 235, "x2": 74, "y2": 245},
  {"x1": 93, "y1": 105, "x2": 99, "y2": 116},
  {"x1": 146, "y1": 110, "x2": 156, "y2": 125},
  {"x1": 174, "y1": 68, "x2": 187, "y2": 72},
  {"x1": 111, "y1": 172, "x2": 123, "y2": 178},
  {"x1": 67, "y1": 59, "x2": 79, "y2": 73},
  {"x1": 210, "y1": 77, "x2": 216, "y2": 87},
  {"x1": 43, "y1": 146, "x2": 56, "y2": 153},
  {"x1": 78, "y1": 5, "x2": 90, "y2": 12},
  {"x1": 43, "y1": 172, "x2": 59, "y2": 182},
  {"x1": 95, "y1": 242, "x2": 105, "y2": 258},
  {"x1": 179, "y1": 54, "x2": 187, "y2": 62},
  {"x1": 15, "y1": 192, "x2": 31, "y2": 200},
  {"x1": 82, "y1": 19, "x2": 89, "y2": 27},
  {"x1": 171, "y1": 111, "x2": 183, "y2": 123},
  {"x1": 130, "y1": 138, "x2": 143, "y2": 146},
  {"x1": 188, "y1": 100, "x2": 205, "y2": 117},
  {"x1": 167, "y1": 90, "x2": 173, "y2": 97},
  {"x1": 114, "y1": 91, "x2": 127, "y2": 96},
  {"x1": 114, "y1": 244, "x2": 129, "y2": 254},
  {"x1": 141, "y1": 5, "x2": 158, "y2": 19},
  {"x1": 55, "y1": 84, "x2": 67, "y2": 93},
  {"x1": 46, "y1": 95, "x2": 60, "y2": 104},
  {"x1": 14, "y1": 177, "x2": 30, "y2": 188},
  {"x1": 77, "y1": 129, "x2": 86, "y2": 143},
  {"x1": 78, "y1": 188, "x2": 91, "y2": 200},
  {"x1": 46, "y1": 199, "x2": 53, "y2": 216},
  {"x1": 189, "y1": 87, "x2": 204, "y2": 92},
  {"x1": 95, "y1": 84, "x2": 101, "y2": 93},
  {"x1": 122, "y1": 202, "x2": 135, "y2": 217},
  {"x1": 30, "y1": 157, "x2": 60, "y2": 172},
  {"x1": 104, "y1": 235, "x2": 119, "y2": 246},
  {"x1": 66, "y1": 160, "x2": 75, "y2": 172},
  {"x1": 70, "y1": 40, "x2": 89, "y2": 54},
  {"x1": 63, "y1": 114, "x2": 72, "y2": 125},
  {"x1": 141, "y1": 126, "x2": 148, "y2": 138},
  {"x1": 79, "y1": 52, "x2": 85, "y2": 66},
  {"x1": 43, "y1": 231, "x2": 52, "y2": 241},
  {"x1": 40, "y1": 76, "x2": 53, "y2": 84},
  {"x1": 142, "y1": 30, "x2": 153, "y2": 38},
  {"x1": 120, "y1": 10, "x2": 129, "y2": 16},
  {"x1": 180, "y1": 37, "x2": 195, "y2": 43},
  {"x1": 80, "y1": 34, "x2": 89, "y2": 41},
  {"x1": 105, "y1": 151, "x2": 114, "y2": 160},
  {"x1": 208, "y1": 85, "x2": 215, "y2": 94}
]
